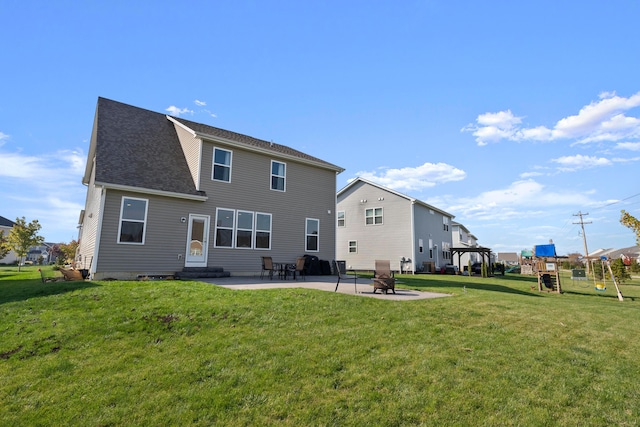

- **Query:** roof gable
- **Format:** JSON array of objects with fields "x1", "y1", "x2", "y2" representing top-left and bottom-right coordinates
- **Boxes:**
[
  {"x1": 85, "y1": 98, "x2": 343, "y2": 198},
  {"x1": 171, "y1": 117, "x2": 343, "y2": 173},
  {"x1": 338, "y1": 177, "x2": 454, "y2": 218},
  {"x1": 89, "y1": 98, "x2": 203, "y2": 197}
]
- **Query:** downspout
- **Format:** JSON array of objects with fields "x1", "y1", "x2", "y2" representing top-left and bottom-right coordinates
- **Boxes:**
[
  {"x1": 90, "y1": 185, "x2": 106, "y2": 278},
  {"x1": 410, "y1": 201, "x2": 416, "y2": 274}
]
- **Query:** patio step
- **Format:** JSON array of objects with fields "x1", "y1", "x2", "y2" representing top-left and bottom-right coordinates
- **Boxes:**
[{"x1": 176, "y1": 267, "x2": 231, "y2": 279}]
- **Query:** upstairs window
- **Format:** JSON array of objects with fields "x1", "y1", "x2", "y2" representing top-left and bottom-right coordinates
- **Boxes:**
[
  {"x1": 118, "y1": 197, "x2": 148, "y2": 244},
  {"x1": 306, "y1": 218, "x2": 319, "y2": 252},
  {"x1": 443, "y1": 216, "x2": 449, "y2": 232},
  {"x1": 337, "y1": 211, "x2": 345, "y2": 227},
  {"x1": 213, "y1": 148, "x2": 232, "y2": 182},
  {"x1": 271, "y1": 160, "x2": 286, "y2": 191},
  {"x1": 365, "y1": 208, "x2": 383, "y2": 225}
]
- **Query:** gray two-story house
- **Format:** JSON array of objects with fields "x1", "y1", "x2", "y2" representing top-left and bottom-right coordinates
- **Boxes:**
[
  {"x1": 77, "y1": 98, "x2": 343, "y2": 280},
  {"x1": 336, "y1": 178, "x2": 455, "y2": 273}
]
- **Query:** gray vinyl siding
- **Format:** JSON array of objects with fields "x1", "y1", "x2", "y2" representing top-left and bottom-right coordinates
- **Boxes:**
[
  {"x1": 199, "y1": 141, "x2": 337, "y2": 272},
  {"x1": 173, "y1": 124, "x2": 201, "y2": 190},
  {"x1": 412, "y1": 204, "x2": 450, "y2": 270},
  {"x1": 77, "y1": 166, "x2": 102, "y2": 271},
  {"x1": 336, "y1": 181, "x2": 413, "y2": 272},
  {"x1": 92, "y1": 141, "x2": 338, "y2": 278},
  {"x1": 95, "y1": 189, "x2": 204, "y2": 276}
]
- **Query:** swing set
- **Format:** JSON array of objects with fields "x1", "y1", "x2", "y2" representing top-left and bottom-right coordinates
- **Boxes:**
[{"x1": 587, "y1": 256, "x2": 624, "y2": 301}]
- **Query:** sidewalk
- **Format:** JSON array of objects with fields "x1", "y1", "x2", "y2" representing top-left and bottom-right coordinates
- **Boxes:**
[{"x1": 198, "y1": 275, "x2": 451, "y2": 301}]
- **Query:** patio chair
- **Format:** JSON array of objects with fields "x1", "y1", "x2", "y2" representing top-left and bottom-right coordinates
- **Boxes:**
[
  {"x1": 59, "y1": 267, "x2": 84, "y2": 281},
  {"x1": 333, "y1": 260, "x2": 358, "y2": 293},
  {"x1": 288, "y1": 257, "x2": 306, "y2": 281},
  {"x1": 261, "y1": 256, "x2": 275, "y2": 279},
  {"x1": 373, "y1": 259, "x2": 395, "y2": 294}
]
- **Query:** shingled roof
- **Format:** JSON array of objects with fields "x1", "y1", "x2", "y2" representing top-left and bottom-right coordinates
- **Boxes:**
[
  {"x1": 172, "y1": 116, "x2": 343, "y2": 171},
  {"x1": 87, "y1": 97, "x2": 343, "y2": 198},
  {"x1": 90, "y1": 97, "x2": 203, "y2": 197},
  {"x1": 0, "y1": 215, "x2": 16, "y2": 228}
]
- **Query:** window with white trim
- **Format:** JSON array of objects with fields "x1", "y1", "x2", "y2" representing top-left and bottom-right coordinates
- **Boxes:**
[
  {"x1": 215, "y1": 208, "x2": 235, "y2": 247},
  {"x1": 118, "y1": 197, "x2": 148, "y2": 244},
  {"x1": 306, "y1": 218, "x2": 319, "y2": 252},
  {"x1": 255, "y1": 213, "x2": 272, "y2": 249},
  {"x1": 236, "y1": 210, "x2": 254, "y2": 248},
  {"x1": 442, "y1": 241, "x2": 451, "y2": 260},
  {"x1": 271, "y1": 160, "x2": 286, "y2": 191},
  {"x1": 213, "y1": 147, "x2": 232, "y2": 182},
  {"x1": 337, "y1": 211, "x2": 345, "y2": 227},
  {"x1": 365, "y1": 207, "x2": 383, "y2": 225},
  {"x1": 443, "y1": 216, "x2": 449, "y2": 231},
  {"x1": 214, "y1": 208, "x2": 272, "y2": 250},
  {"x1": 348, "y1": 240, "x2": 357, "y2": 253}
]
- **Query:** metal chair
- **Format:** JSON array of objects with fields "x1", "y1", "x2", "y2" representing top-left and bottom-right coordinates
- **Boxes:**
[
  {"x1": 333, "y1": 260, "x2": 358, "y2": 293},
  {"x1": 261, "y1": 256, "x2": 275, "y2": 279},
  {"x1": 372, "y1": 260, "x2": 396, "y2": 294},
  {"x1": 288, "y1": 257, "x2": 306, "y2": 280}
]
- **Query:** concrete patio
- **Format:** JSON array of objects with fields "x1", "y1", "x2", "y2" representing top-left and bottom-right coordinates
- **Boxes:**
[{"x1": 198, "y1": 274, "x2": 451, "y2": 301}]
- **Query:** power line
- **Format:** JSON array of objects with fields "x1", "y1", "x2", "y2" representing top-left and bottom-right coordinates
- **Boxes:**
[{"x1": 596, "y1": 192, "x2": 640, "y2": 210}]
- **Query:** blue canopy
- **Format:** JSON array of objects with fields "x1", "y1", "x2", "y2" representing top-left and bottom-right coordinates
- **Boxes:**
[{"x1": 535, "y1": 244, "x2": 556, "y2": 257}]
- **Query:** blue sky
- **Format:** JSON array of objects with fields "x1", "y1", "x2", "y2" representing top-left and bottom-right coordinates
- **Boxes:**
[{"x1": 1, "y1": 0, "x2": 639, "y2": 255}]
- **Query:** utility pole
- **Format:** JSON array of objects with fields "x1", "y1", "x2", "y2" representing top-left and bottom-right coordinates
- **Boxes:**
[{"x1": 573, "y1": 211, "x2": 592, "y2": 274}]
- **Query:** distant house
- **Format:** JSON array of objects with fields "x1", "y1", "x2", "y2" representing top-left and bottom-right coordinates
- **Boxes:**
[
  {"x1": 76, "y1": 98, "x2": 343, "y2": 280},
  {"x1": 601, "y1": 246, "x2": 640, "y2": 266},
  {"x1": 336, "y1": 178, "x2": 454, "y2": 273},
  {"x1": 26, "y1": 243, "x2": 58, "y2": 264},
  {"x1": 0, "y1": 215, "x2": 18, "y2": 264},
  {"x1": 497, "y1": 252, "x2": 519, "y2": 265},
  {"x1": 452, "y1": 222, "x2": 481, "y2": 267}
]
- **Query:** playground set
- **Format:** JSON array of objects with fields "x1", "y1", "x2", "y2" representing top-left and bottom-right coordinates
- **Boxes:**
[
  {"x1": 526, "y1": 243, "x2": 625, "y2": 301},
  {"x1": 532, "y1": 244, "x2": 562, "y2": 293},
  {"x1": 577, "y1": 256, "x2": 625, "y2": 301}
]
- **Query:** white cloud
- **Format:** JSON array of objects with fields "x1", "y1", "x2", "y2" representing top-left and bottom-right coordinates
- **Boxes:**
[
  {"x1": 165, "y1": 106, "x2": 194, "y2": 116},
  {"x1": 462, "y1": 91, "x2": 640, "y2": 146},
  {"x1": 551, "y1": 154, "x2": 612, "y2": 171},
  {"x1": 519, "y1": 171, "x2": 544, "y2": 178},
  {"x1": 0, "y1": 148, "x2": 87, "y2": 243},
  {"x1": 444, "y1": 179, "x2": 593, "y2": 221},
  {"x1": 615, "y1": 142, "x2": 640, "y2": 151},
  {"x1": 611, "y1": 156, "x2": 640, "y2": 163},
  {"x1": 194, "y1": 99, "x2": 206, "y2": 106},
  {"x1": 353, "y1": 162, "x2": 466, "y2": 192},
  {"x1": 0, "y1": 148, "x2": 86, "y2": 182}
]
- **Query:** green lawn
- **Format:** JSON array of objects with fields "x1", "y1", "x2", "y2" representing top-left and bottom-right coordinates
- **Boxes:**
[{"x1": 1, "y1": 266, "x2": 639, "y2": 426}]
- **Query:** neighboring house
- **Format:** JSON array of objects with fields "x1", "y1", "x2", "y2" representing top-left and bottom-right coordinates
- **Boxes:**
[
  {"x1": 76, "y1": 98, "x2": 344, "y2": 280},
  {"x1": 0, "y1": 215, "x2": 18, "y2": 264},
  {"x1": 336, "y1": 178, "x2": 454, "y2": 273},
  {"x1": 602, "y1": 245, "x2": 640, "y2": 266},
  {"x1": 588, "y1": 248, "x2": 614, "y2": 260},
  {"x1": 497, "y1": 252, "x2": 519, "y2": 265},
  {"x1": 451, "y1": 221, "x2": 480, "y2": 267},
  {"x1": 26, "y1": 243, "x2": 58, "y2": 264}
]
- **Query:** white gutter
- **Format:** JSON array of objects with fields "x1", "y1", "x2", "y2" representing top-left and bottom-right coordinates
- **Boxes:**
[{"x1": 94, "y1": 182, "x2": 208, "y2": 202}]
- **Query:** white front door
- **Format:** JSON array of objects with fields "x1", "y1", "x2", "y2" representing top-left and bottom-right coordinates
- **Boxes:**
[{"x1": 185, "y1": 214, "x2": 209, "y2": 267}]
